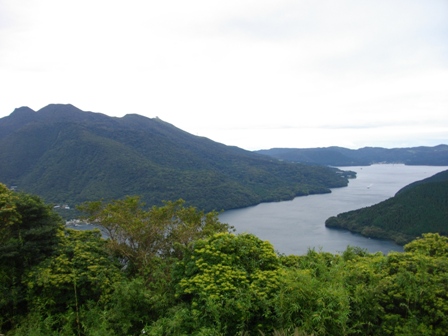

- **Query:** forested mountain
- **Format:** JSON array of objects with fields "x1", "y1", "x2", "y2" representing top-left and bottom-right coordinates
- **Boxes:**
[
  {"x1": 325, "y1": 170, "x2": 448, "y2": 244},
  {"x1": 0, "y1": 104, "x2": 351, "y2": 211},
  {"x1": 256, "y1": 145, "x2": 448, "y2": 166}
]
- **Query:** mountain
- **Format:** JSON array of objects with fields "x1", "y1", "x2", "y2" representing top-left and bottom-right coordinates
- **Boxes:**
[
  {"x1": 0, "y1": 104, "x2": 351, "y2": 211},
  {"x1": 255, "y1": 145, "x2": 448, "y2": 166},
  {"x1": 325, "y1": 170, "x2": 448, "y2": 245}
]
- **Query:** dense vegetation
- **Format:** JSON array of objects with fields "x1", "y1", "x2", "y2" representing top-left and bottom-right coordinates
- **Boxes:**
[
  {"x1": 256, "y1": 145, "x2": 448, "y2": 166},
  {"x1": 326, "y1": 170, "x2": 448, "y2": 245},
  {"x1": 2, "y1": 185, "x2": 448, "y2": 335},
  {"x1": 0, "y1": 104, "x2": 351, "y2": 212}
]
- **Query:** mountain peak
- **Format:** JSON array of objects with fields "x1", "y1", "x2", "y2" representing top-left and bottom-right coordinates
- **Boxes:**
[
  {"x1": 0, "y1": 104, "x2": 350, "y2": 211},
  {"x1": 37, "y1": 103, "x2": 84, "y2": 116},
  {"x1": 0, "y1": 107, "x2": 38, "y2": 138},
  {"x1": 9, "y1": 106, "x2": 36, "y2": 120},
  {"x1": 33, "y1": 104, "x2": 115, "y2": 125},
  {"x1": 12, "y1": 106, "x2": 36, "y2": 115}
]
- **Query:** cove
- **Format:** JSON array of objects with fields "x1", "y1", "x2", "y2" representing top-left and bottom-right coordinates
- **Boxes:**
[{"x1": 219, "y1": 164, "x2": 448, "y2": 256}]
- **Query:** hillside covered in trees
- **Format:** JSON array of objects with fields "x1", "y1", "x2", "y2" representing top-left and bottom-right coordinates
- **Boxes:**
[
  {"x1": 1, "y1": 185, "x2": 448, "y2": 335},
  {"x1": 0, "y1": 104, "x2": 352, "y2": 212},
  {"x1": 256, "y1": 145, "x2": 448, "y2": 166},
  {"x1": 326, "y1": 170, "x2": 448, "y2": 245}
]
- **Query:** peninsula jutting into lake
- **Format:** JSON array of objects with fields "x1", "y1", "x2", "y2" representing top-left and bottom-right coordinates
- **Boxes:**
[{"x1": 220, "y1": 164, "x2": 448, "y2": 255}]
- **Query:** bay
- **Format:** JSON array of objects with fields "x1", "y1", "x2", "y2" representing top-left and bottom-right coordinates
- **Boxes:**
[{"x1": 219, "y1": 164, "x2": 448, "y2": 256}]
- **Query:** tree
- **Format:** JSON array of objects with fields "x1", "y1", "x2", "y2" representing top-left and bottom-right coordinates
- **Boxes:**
[
  {"x1": 79, "y1": 197, "x2": 233, "y2": 278},
  {"x1": 375, "y1": 234, "x2": 448, "y2": 335},
  {"x1": 341, "y1": 251, "x2": 386, "y2": 335},
  {"x1": 168, "y1": 232, "x2": 280, "y2": 335},
  {"x1": 273, "y1": 249, "x2": 350, "y2": 336},
  {"x1": 25, "y1": 229, "x2": 123, "y2": 334},
  {"x1": 0, "y1": 185, "x2": 63, "y2": 331},
  {"x1": 404, "y1": 232, "x2": 448, "y2": 257},
  {"x1": 0, "y1": 184, "x2": 20, "y2": 244}
]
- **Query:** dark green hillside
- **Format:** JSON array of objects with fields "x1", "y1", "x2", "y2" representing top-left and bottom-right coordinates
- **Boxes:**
[
  {"x1": 396, "y1": 169, "x2": 448, "y2": 195},
  {"x1": 0, "y1": 104, "x2": 350, "y2": 211},
  {"x1": 257, "y1": 144, "x2": 448, "y2": 166},
  {"x1": 326, "y1": 170, "x2": 448, "y2": 244}
]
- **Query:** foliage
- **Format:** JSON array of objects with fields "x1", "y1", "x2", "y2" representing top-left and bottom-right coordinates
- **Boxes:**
[
  {"x1": 274, "y1": 250, "x2": 350, "y2": 335},
  {"x1": 341, "y1": 251, "x2": 386, "y2": 334},
  {"x1": 84, "y1": 277, "x2": 158, "y2": 335},
  {"x1": 376, "y1": 248, "x2": 448, "y2": 334},
  {"x1": 6, "y1": 231, "x2": 448, "y2": 336},
  {"x1": 4, "y1": 186, "x2": 448, "y2": 336},
  {"x1": 404, "y1": 232, "x2": 448, "y2": 257},
  {"x1": 170, "y1": 232, "x2": 280, "y2": 335},
  {"x1": 340, "y1": 234, "x2": 448, "y2": 335},
  {"x1": 0, "y1": 184, "x2": 63, "y2": 331},
  {"x1": 25, "y1": 229, "x2": 122, "y2": 315},
  {"x1": 0, "y1": 188, "x2": 62, "y2": 269},
  {"x1": 0, "y1": 184, "x2": 20, "y2": 243},
  {"x1": 78, "y1": 197, "x2": 233, "y2": 277}
]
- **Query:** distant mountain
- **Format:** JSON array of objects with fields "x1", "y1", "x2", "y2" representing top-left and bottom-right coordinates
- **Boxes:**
[
  {"x1": 325, "y1": 170, "x2": 448, "y2": 245},
  {"x1": 256, "y1": 145, "x2": 448, "y2": 166},
  {"x1": 0, "y1": 104, "x2": 351, "y2": 211}
]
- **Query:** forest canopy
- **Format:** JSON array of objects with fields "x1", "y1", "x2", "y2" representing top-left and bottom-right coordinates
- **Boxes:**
[{"x1": 1, "y1": 185, "x2": 448, "y2": 335}]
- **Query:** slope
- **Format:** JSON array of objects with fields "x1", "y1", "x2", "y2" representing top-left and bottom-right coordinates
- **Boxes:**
[{"x1": 0, "y1": 104, "x2": 351, "y2": 211}]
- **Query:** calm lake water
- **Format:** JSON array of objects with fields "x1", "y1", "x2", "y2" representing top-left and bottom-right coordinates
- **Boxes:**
[{"x1": 219, "y1": 164, "x2": 448, "y2": 256}]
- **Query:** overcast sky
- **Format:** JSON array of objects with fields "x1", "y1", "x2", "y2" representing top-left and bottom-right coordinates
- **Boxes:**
[{"x1": 1, "y1": 0, "x2": 447, "y2": 150}]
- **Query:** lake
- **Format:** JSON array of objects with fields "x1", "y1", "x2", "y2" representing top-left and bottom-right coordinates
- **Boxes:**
[{"x1": 219, "y1": 164, "x2": 448, "y2": 256}]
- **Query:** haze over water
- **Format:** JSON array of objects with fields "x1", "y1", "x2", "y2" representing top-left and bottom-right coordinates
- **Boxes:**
[{"x1": 219, "y1": 164, "x2": 448, "y2": 256}]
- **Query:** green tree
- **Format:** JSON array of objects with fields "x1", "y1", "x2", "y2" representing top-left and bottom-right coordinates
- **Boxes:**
[
  {"x1": 0, "y1": 185, "x2": 62, "y2": 332},
  {"x1": 168, "y1": 232, "x2": 280, "y2": 335},
  {"x1": 79, "y1": 197, "x2": 233, "y2": 278},
  {"x1": 25, "y1": 229, "x2": 123, "y2": 333},
  {"x1": 404, "y1": 232, "x2": 448, "y2": 257},
  {"x1": 273, "y1": 249, "x2": 350, "y2": 335},
  {"x1": 341, "y1": 250, "x2": 386, "y2": 335},
  {"x1": 375, "y1": 234, "x2": 448, "y2": 335},
  {"x1": 0, "y1": 184, "x2": 20, "y2": 244}
]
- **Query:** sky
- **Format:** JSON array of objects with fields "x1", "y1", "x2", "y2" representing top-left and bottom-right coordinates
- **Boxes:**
[{"x1": 1, "y1": 0, "x2": 447, "y2": 150}]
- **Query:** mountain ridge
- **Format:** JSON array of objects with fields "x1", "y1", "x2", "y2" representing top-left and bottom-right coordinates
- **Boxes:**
[
  {"x1": 256, "y1": 145, "x2": 448, "y2": 166},
  {"x1": 0, "y1": 104, "x2": 350, "y2": 211}
]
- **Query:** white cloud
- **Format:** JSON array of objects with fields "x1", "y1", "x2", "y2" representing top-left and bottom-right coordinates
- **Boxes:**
[{"x1": 0, "y1": 0, "x2": 447, "y2": 149}]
